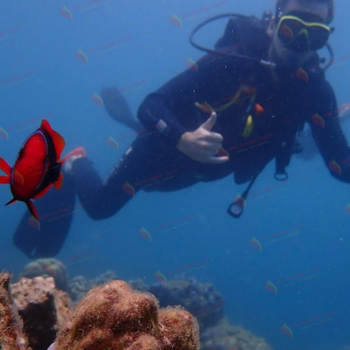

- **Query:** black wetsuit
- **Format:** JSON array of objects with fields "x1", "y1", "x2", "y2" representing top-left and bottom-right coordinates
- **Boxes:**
[
  {"x1": 69, "y1": 17, "x2": 350, "y2": 220},
  {"x1": 14, "y1": 16, "x2": 350, "y2": 257}
]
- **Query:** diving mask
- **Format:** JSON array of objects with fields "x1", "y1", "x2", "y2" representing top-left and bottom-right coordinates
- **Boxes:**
[{"x1": 276, "y1": 11, "x2": 331, "y2": 52}]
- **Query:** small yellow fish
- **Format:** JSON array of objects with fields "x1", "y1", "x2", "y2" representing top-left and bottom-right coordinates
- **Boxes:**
[{"x1": 241, "y1": 115, "x2": 254, "y2": 138}]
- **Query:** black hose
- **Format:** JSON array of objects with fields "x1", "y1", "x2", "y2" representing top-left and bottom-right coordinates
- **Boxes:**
[
  {"x1": 322, "y1": 43, "x2": 335, "y2": 71},
  {"x1": 189, "y1": 13, "x2": 276, "y2": 68},
  {"x1": 189, "y1": 12, "x2": 335, "y2": 71}
]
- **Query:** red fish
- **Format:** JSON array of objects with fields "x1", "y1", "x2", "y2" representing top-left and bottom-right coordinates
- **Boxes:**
[{"x1": 0, "y1": 120, "x2": 81, "y2": 219}]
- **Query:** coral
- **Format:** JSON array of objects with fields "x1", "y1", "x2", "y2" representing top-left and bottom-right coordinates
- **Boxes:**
[
  {"x1": 70, "y1": 272, "x2": 224, "y2": 331},
  {"x1": 200, "y1": 318, "x2": 273, "y2": 350},
  {"x1": 1, "y1": 270, "x2": 275, "y2": 350},
  {"x1": 69, "y1": 273, "x2": 223, "y2": 331},
  {"x1": 0, "y1": 272, "x2": 30, "y2": 350},
  {"x1": 69, "y1": 270, "x2": 118, "y2": 301},
  {"x1": 20, "y1": 259, "x2": 69, "y2": 292},
  {"x1": 11, "y1": 276, "x2": 72, "y2": 350},
  {"x1": 158, "y1": 307, "x2": 199, "y2": 350},
  {"x1": 149, "y1": 277, "x2": 224, "y2": 331},
  {"x1": 93, "y1": 270, "x2": 118, "y2": 285},
  {"x1": 127, "y1": 278, "x2": 149, "y2": 293},
  {"x1": 68, "y1": 275, "x2": 90, "y2": 302},
  {"x1": 2, "y1": 269, "x2": 278, "y2": 350},
  {"x1": 53, "y1": 280, "x2": 199, "y2": 350}
]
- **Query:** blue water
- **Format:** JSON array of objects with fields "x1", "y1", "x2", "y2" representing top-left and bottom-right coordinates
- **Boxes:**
[{"x1": 1, "y1": 1, "x2": 350, "y2": 349}]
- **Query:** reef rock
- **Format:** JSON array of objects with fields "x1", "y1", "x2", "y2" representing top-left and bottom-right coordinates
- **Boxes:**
[
  {"x1": 11, "y1": 276, "x2": 72, "y2": 350},
  {"x1": 127, "y1": 278, "x2": 149, "y2": 293},
  {"x1": 200, "y1": 318, "x2": 274, "y2": 350},
  {"x1": 69, "y1": 270, "x2": 118, "y2": 301},
  {"x1": 20, "y1": 259, "x2": 69, "y2": 292},
  {"x1": 149, "y1": 277, "x2": 224, "y2": 331},
  {"x1": 158, "y1": 307, "x2": 200, "y2": 349},
  {"x1": 70, "y1": 273, "x2": 224, "y2": 331},
  {"x1": 53, "y1": 280, "x2": 199, "y2": 350},
  {"x1": 67, "y1": 275, "x2": 90, "y2": 302},
  {"x1": 0, "y1": 272, "x2": 30, "y2": 350}
]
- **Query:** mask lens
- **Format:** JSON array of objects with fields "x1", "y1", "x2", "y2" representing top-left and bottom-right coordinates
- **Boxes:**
[
  {"x1": 278, "y1": 18, "x2": 303, "y2": 44},
  {"x1": 278, "y1": 17, "x2": 330, "y2": 51},
  {"x1": 308, "y1": 26, "x2": 330, "y2": 50}
]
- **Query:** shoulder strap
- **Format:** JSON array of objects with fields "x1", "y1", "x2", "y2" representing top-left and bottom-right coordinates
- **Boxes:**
[{"x1": 215, "y1": 15, "x2": 270, "y2": 58}]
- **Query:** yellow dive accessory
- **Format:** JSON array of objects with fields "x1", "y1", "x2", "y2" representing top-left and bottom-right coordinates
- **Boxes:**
[
  {"x1": 276, "y1": 13, "x2": 331, "y2": 52},
  {"x1": 241, "y1": 115, "x2": 254, "y2": 138},
  {"x1": 194, "y1": 84, "x2": 257, "y2": 138}
]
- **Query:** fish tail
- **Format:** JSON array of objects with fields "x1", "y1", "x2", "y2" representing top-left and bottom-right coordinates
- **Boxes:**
[
  {"x1": 25, "y1": 200, "x2": 39, "y2": 220},
  {"x1": 0, "y1": 157, "x2": 11, "y2": 176}
]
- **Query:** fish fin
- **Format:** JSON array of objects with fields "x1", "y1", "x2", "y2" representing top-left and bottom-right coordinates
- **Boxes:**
[
  {"x1": 25, "y1": 200, "x2": 39, "y2": 220},
  {"x1": 5, "y1": 198, "x2": 17, "y2": 206},
  {"x1": 55, "y1": 173, "x2": 64, "y2": 190},
  {"x1": 33, "y1": 184, "x2": 53, "y2": 199},
  {"x1": 0, "y1": 157, "x2": 11, "y2": 175},
  {"x1": 13, "y1": 170, "x2": 24, "y2": 185},
  {"x1": 0, "y1": 176, "x2": 10, "y2": 184},
  {"x1": 40, "y1": 120, "x2": 66, "y2": 160}
]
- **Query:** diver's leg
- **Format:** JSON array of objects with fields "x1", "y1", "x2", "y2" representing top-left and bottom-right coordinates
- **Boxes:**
[
  {"x1": 69, "y1": 133, "x2": 202, "y2": 220},
  {"x1": 13, "y1": 171, "x2": 76, "y2": 258},
  {"x1": 69, "y1": 142, "x2": 148, "y2": 220}
]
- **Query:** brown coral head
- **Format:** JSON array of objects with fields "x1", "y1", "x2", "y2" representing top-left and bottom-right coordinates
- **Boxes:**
[
  {"x1": 54, "y1": 280, "x2": 200, "y2": 350},
  {"x1": 55, "y1": 280, "x2": 160, "y2": 350},
  {"x1": 159, "y1": 307, "x2": 200, "y2": 350}
]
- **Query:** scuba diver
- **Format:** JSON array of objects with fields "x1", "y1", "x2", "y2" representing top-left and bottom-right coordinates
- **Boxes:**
[
  {"x1": 14, "y1": 0, "x2": 344, "y2": 258},
  {"x1": 295, "y1": 103, "x2": 350, "y2": 162}
]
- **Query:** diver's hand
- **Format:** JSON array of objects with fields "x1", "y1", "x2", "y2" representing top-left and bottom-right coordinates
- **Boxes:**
[{"x1": 176, "y1": 112, "x2": 229, "y2": 164}]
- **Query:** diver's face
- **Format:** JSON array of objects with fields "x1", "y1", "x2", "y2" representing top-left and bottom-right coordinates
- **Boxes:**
[{"x1": 267, "y1": 0, "x2": 329, "y2": 67}]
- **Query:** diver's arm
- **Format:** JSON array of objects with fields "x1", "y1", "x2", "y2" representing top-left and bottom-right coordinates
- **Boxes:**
[
  {"x1": 177, "y1": 112, "x2": 228, "y2": 164},
  {"x1": 308, "y1": 81, "x2": 350, "y2": 183},
  {"x1": 138, "y1": 94, "x2": 227, "y2": 163},
  {"x1": 138, "y1": 54, "x2": 242, "y2": 149},
  {"x1": 137, "y1": 64, "x2": 206, "y2": 148},
  {"x1": 138, "y1": 92, "x2": 187, "y2": 148}
]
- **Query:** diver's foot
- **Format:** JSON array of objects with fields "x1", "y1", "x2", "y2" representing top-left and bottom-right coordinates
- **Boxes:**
[{"x1": 62, "y1": 147, "x2": 86, "y2": 173}]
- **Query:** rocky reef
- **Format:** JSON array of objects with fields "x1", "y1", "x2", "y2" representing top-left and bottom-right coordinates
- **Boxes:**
[
  {"x1": 0, "y1": 272, "x2": 200, "y2": 350},
  {"x1": 20, "y1": 259, "x2": 69, "y2": 292},
  {"x1": 69, "y1": 274, "x2": 224, "y2": 331},
  {"x1": 66, "y1": 272, "x2": 274, "y2": 349},
  {"x1": 11, "y1": 276, "x2": 72, "y2": 350},
  {"x1": 53, "y1": 280, "x2": 199, "y2": 349},
  {"x1": 149, "y1": 278, "x2": 224, "y2": 331},
  {"x1": 0, "y1": 272, "x2": 30, "y2": 350},
  {"x1": 4, "y1": 259, "x2": 276, "y2": 350},
  {"x1": 201, "y1": 318, "x2": 273, "y2": 350},
  {"x1": 69, "y1": 270, "x2": 118, "y2": 301}
]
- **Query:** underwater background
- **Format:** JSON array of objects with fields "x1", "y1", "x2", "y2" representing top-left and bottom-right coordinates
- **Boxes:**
[{"x1": 1, "y1": 0, "x2": 350, "y2": 349}]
